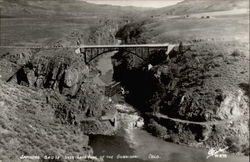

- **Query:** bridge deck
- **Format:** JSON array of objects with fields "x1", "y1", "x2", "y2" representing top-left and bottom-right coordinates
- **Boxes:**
[
  {"x1": 80, "y1": 43, "x2": 171, "y2": 64},
  {"x1": 80, "y1": 44, "x2": 169, "y2": 48}
]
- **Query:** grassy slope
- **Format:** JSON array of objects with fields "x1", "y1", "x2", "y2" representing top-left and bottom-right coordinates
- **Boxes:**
[
  {"x1": 144, "y1": 0, "x2": 249, "y2": 44},
  {"x1": 132, "y1": 13, "x2": 249, "y2": 44},
  {"x1": 150, "y1": 0, "x2": 249, "y2": 16},
  {"x1": 1, "y1": 18, "x2": 94, "y2": 46},
  {"x1": 0, "y1": 0, "x2": 144, "y2": 18},
  {"x1": 0, "y1": 0, "x2": 146, "y2": 47},
  {"x1": 0, "y1": 81, "x2": 92, "y2": 161}
]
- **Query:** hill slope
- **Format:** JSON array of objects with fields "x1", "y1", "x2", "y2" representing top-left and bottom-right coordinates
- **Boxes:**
[
  {"x1": 150, "y1": 0, "x2": 249, "y2": 15},
  {"x1": 0, "y1": 0, "x2": 145, "y2": 18}
]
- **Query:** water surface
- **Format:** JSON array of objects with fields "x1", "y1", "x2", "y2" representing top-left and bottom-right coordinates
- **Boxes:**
[{"x1": 90, "y1": 115, "x2": 249, "y2": 162}]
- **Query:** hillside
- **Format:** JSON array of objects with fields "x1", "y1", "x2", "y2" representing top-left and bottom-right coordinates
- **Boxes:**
[
  {"x1": 0, "y1": 80, "x2": 93, "y2": 161},
  {"x1": 0, "y1": 0, "x2": 146, "y2": 18},
  {"x1": 150, "y1": 0, "x2": 249, "y2": 15}
]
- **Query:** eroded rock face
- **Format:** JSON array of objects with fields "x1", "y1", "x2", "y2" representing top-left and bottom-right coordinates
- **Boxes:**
[
  {"x1": 217, "y1": 90, "x2": 244, "y2": 120},
  {"x1": 9, "y1": 48, "x2": 89, "y2": 96},
  {"x1": 4, "y1": 48, "x2": 33, "y2": 66},
  {"x1": 48, "y1": 82, "x2": 117, "y2": 135},
  {"x1": 0, "y1": 48, "x2": 32, "y2": 81}
]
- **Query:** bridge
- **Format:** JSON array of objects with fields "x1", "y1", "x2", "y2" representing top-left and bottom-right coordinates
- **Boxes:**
[
  {"x1": 80, "y1": 44, "x2": 169, "y2": 64},
  {"x1": 79, "y1": 43, "x2": 174, "y2": 97}
]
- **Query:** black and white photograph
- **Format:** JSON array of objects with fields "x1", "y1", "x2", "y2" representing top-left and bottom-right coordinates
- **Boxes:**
[{"x1": 0, "y1": 0, "x2": 249, "y2": 162}]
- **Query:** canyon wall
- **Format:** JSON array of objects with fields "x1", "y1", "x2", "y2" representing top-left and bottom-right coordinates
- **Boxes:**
[{"x1": 113, "y1": 24, "x2": 249, "y2": 155}]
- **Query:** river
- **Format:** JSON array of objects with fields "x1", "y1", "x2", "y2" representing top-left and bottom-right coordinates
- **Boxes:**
[{"x1": 90, "y1": 50, "x2": 249, "y2": 162}]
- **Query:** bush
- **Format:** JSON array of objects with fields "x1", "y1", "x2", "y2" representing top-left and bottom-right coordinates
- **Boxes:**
[
  {"x1": 147, "y1": 119, "x2": 168, "y2": 139},
  {"x1": 241, "y1": 144, "x2": 249, "y2": 156},
  {"x1": 214, "y1": 74, "x2": 222, "y2": 77},
  {"x1": 168, "y1": 134, "x2": 180, "y2": 143},
  {"x1": 225, "y1": 136, "x2": 241, "y2": 153},
  {"x1": 231, "y1": 49, "x2": 241, "y2": 57}
]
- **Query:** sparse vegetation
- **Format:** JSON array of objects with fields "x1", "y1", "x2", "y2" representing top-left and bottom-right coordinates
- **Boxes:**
[{"x1": 0, "y1": 81, "x2": 92, "y2": 161}]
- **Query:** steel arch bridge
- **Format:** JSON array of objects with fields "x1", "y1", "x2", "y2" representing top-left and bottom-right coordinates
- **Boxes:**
[{"x1": 80, "y1": 44, "x2": 169, "y2": 64}]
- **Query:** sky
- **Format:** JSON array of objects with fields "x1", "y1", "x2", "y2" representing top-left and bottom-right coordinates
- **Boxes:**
[{"x1": 84, "y1": 0, "x2": 183, "y2": 8}]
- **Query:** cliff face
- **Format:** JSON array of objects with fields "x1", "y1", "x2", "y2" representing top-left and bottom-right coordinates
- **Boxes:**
[
  {"x1": 112, "y1": 41, "x2": 249, "y2": 155},
  {"x1": 24, "y1": 48, "x2": 89, "y2": 96}
]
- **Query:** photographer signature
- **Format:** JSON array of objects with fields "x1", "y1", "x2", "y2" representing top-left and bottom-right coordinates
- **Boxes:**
[{"x1": 206, "y1": 146, "x2": 228, "y2": 159}]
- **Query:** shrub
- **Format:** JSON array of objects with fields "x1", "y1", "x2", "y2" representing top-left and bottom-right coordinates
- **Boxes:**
[
  {"x1": 231, "y1": 49, "x2": 241, "y2": 57},
  {"x1": 214, "y1": 74, "x2": 222, "y2": 77},
  {"x1": 169, "y1": 134, "x2": 180, "y2": 143},
  {"x1": 225, "y1": 136, "x2": 241, "y2": 153},
  {"x1": 241, "y1": 144, "x2": 249, "y2": 156},
  {"x1": 147, "y1": 119, "x2": 168, "y2": 139}
]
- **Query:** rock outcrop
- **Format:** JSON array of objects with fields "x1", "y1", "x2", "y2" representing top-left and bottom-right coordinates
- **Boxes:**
[
  {"x1": 8, "y1": 48, "x2": 89, "y2": 97},
  {"x1": 0, "y1": 48, "x2": 33, "y2": 81},
  {"x1": 47, "y1": 82, "x2": 117, "y2": 135}
]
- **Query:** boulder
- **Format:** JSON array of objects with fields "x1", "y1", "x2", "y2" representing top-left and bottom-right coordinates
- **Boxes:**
[
  {"x1": 0, "y1": 59, "x2": 21, "y2": 81},
  {"x1": 64, "y1": 68, "x2": 80, "y2": 87},
  {"x1": 217, "y1": 90, "x2": 244, "y2": 120}
]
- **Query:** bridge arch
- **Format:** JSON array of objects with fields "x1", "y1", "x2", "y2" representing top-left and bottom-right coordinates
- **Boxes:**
[
  {"x1": 85, "y1": 48, "x2": 145, "y2": 64},
  {"x1": 80, "y1": 44, "x2": 169, "y2": 64}
]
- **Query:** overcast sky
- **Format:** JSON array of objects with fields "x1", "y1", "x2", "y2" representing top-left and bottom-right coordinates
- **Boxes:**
[{"x1": 84, "y1": 0, "x2": 183, "y2": 8}]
